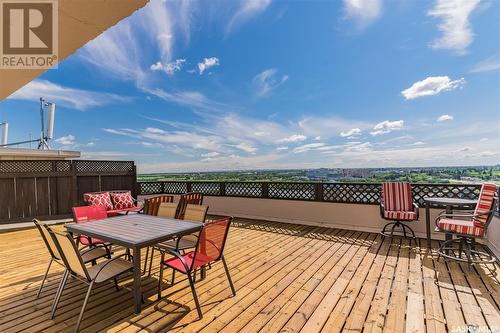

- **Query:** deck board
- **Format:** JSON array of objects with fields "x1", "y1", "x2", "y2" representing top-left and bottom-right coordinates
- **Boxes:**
[{"x1": 0, "y1": 218, "x2": 499, "y2": 333}]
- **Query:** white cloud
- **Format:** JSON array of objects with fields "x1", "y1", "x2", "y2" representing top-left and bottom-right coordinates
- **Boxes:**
[
  {"x1": 340, "y1": 128, "x2": 361, "y2": 137},
  {"x1": 235, "y1": 142, "x2": 257, "y2": 154},
  {"x1": 276, "y1": 146, "x2": 289, "y2": 151},
  {"x1": 201, "y1": 152, "x2": 220, "y2": 158},
  {"x1": 370, "y1": 120, "x2": 404, "y2": 136},
  {"x1": 141, "y1": 141, "x2": 164, "y2": 148},
  {"x1": 343, "y1": 0, "x2": 382, "y2": 28},
  {"x1": 314, "y1": 136, "x2": 321, "y2": 141},
  {"x1": 55, "y1": 135, "x2": 76, "y2": 145},
  {"x1": 79, "y1": 21, "x2": 146, "y2": 84},
  {"x1": 344, "y1": 141, "x2": 372, "y2": 152},
  {"x1": 297, "y1": 116, "x2": 371, "y2": 141},
  {"x1": 150, "y1": 59, "x2": 186, "y2": 76},
  {"x1": 253, "y1": 68, "x2": 289, "y2": 97},
  {"x1": 278, "y1": 134, "x2": 307, "y2": 143},
  {"x1": 413, "y1": 141, "x2": 425, "y2": 146},
  {"x1": 146, "y1": 87, "x2": 226, "y2": 112},
  {"x1": 226, "y1": 0, "x2": 272, "y2": 36},
  {"x1": 401, "y1": 76, "x2": 465, "y2": 100},
  {"x1": 8, "y1": 80, "x2": 129, "y2": 111},
  {"x1": 198, "y1": 57, "x2": 220, "y2": 75},
  {"x1": 470, "y1": 55, "x2": 500, "y2": 73},
  {"x1": 293, "y1": 143, "x2": 326, "y2": 154},
  {"x1": 437, "y1": 114, "x2": 454, "y2": 122},
  {"x1": 427, "y1": 0, "x2": 480, "y2": 54}
]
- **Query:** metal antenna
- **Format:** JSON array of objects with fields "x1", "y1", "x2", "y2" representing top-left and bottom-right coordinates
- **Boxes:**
[
  {"x1": 0, "y1": 97, "x2": 56, "y2": 149},
  {"x1": 38, "y1": 97, "x2": 50, "y2": 149}
]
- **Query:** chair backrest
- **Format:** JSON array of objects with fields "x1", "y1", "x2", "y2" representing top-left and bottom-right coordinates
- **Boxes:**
[
  {"x1": 72, "y1": 206, "x2": 108, "y2": 244},
  {"x1": 157, "y1": 202, "x2": 178, "y2": 218},
  {"x1": 473, "y1": 183, "x2": 497, "y2": 228},
  {"x1": 48, "y1": 229, "x2": 90, "y2": 280},
  {"x1": 73, "y1": 205, "x2": 108, "y2": 223},
  {"x1": 33, "y1": 219, "x2": 61, "y2": 260},
  {"x1": 176, "y1": 192, "x2": 204, "y2": 219},
  {"x1": 381, "y1": 182, "x2": 414, "y2": 212},
  {"x1": 191, "y1": 217, "x2": 232, "y2": 270},
  {"x1": 183, "y1": 204, "x2": 208, "y2": 223},
  {"x1": 143, "y1": 195, "x2": 174, "y2": 216}
]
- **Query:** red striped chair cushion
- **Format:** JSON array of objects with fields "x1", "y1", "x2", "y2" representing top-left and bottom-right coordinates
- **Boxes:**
[
  {"x1": 384, "y1": 211, "x2": 417, "y2": 221},
  {"x1": 437, "y1": 218, "x2": 484, "y2": 237},
  {"x1": 473, "y1": 183, "x2": 497, "y2": 227},
  {"x1": 382, "y1": 182, "x2": 413, "y2": 212}
]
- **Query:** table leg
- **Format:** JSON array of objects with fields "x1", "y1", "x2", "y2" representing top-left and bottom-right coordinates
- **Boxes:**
[
  {"x1": 425, "y1": 202, "x2": 431, "y2": 249},
  {"x1": 133, "y1": 247, "x2": 142, "y2": 313}
]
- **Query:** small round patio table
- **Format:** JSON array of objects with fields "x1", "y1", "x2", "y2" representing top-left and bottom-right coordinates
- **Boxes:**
[{"x1": 423, "y1": 197, "x2": 477, "y2": 248}]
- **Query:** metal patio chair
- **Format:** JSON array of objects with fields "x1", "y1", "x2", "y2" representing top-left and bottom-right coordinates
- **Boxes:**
[
  {"x1": 142, "y1": 195, "x2": 174, "y2": 216},
  {"x1": 380, "y1": 182, "x2": 419, "y2": 239},
  {"x1": 33, "y1": 219, "x2": 110, "y2": 299},
  {"x1": 72, "y1": 205, "x2": 110, "y2": 248},
  {"x1": 175, "y1": 192, "x2": 204, "y2": 219},
  {"x1": 48, "y1": 229, "x2": 133, "y2": 332},
  {"x1": 143, "y1": 202, "x2": 178, "y2": 274},
  {"x1": 157, "y1": 216, "x2": 236, "y2": 319},
  {"x1": 435, "y1": 183, "x2": 498, "y2": 268},
  {"x1": 145, "y1": 203, "x2": 208, "y2": 276}
]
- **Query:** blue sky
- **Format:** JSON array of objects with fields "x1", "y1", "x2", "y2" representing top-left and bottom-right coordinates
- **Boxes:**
[{"x1": 1, "y1": 0, "x2": 499, "y2": 172}]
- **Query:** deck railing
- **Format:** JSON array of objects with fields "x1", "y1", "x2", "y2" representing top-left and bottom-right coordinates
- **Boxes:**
[{"x1": 138, "y1": 181, "x2": 499, "y2": 212}]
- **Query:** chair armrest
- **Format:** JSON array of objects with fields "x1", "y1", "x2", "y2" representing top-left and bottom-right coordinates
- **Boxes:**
[
  {"x1": 158, "y1": 247, "x2": 191, "y2": 273},
  {"x1": 92, "y1": 253, "x2": 131, "y2": 280},
  {"x1": 379, "y1": 203, "x2": 385, "y2": 219},
  {"x1": 413, "y1": 203, "x2": 419, "y2": 219}
]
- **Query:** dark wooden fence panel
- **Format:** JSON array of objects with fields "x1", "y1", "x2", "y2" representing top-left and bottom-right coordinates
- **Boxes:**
[
  {"x1": 0, "y1": 160, "x2": 137, "y2": 224},
  {"x1": 76, "y1": 176, "x2": 100, "y2": 205}
]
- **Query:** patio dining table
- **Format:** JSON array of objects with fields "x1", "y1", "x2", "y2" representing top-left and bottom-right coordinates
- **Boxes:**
[{"x1": 66, "y1": 214, "x2": 203, "y2": 313}]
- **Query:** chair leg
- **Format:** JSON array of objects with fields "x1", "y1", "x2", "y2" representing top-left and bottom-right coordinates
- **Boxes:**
[
  {"x1": 222, "y1": 256, "x2": 236, "y2": 296},
  {"x1": 37, "y1": 258, "x2": 53, "y2": 298},
  {"x1": 148, "y1": 247, "x2": 155, "y2": 277},
  {"x1": 187, "y1": 272, "x2": 203, "y2": 319},
  {"x1": 143, "y1": 247, "x2": 150, "y2": 274},
  {"x1": 390, "y1": 222, "x2": 398, "y2": 238},
  {"x1": 171, "y1": 269, "x2": 176, "y2": 287},
  {"x1": 74, "y1": 281, "x2": 94, "y2": 333},
  {"x1": 113, "y1": 278, "x2": 120, "y2": 292},
  {"x1": 50, "y1": 269, "x2": 69, "y2": 319},
  {"x1": 465, "y1": 241, "x2": 472, "y2": 271},
  {"x1": 157, "y1": 254, "x2": 165, "y2": 300}
]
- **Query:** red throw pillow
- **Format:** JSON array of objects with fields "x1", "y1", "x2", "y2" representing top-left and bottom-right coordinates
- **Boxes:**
[
  {"x1": 83, "y1": 192, "x2": 113, "y2": 211},
  {"x1": 110, "y1": 191, "x2": 135, "y2": 210}
]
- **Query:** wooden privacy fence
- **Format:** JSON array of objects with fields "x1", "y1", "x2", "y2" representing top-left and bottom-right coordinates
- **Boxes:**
[{"x1": 0, "y1": 160, "x2": 137, "y2": 223}]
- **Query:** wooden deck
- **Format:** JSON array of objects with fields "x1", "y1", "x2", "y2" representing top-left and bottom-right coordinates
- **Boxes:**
[{"x1": 0, "y1": 219, "x2": 499, "y2": 332}]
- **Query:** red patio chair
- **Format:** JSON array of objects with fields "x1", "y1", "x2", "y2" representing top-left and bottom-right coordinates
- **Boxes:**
[
  {"x1": 435, "y1": 183, "x2": 498, "y2": 268},
  {"x1": 380, "y1": 182, "x2": 419, "y2": 239},
  {"x1": 175, "y1": 192, "x2": 204, "y2": 219},
  {"x1": 72, "y1": 205, "x2": 109, "y2": 248},
  {"x1": 157, "y1": 216, "x2": 236, "y2": 319}
]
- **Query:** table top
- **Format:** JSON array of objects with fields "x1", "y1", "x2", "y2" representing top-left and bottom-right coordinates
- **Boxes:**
[
  {"x1": 423, "y1": 197, "x2": 477, "y2": 206},
  {"x1": 66, "y1": 214, "x2": 203, "y2": 248}
]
